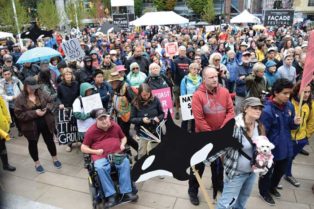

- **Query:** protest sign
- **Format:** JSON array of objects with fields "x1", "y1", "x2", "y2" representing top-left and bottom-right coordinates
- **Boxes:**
[
  {"x1": 113, "y1": 14, "x2": 129, "y2": 29},
  {"x1": 165, "y1": 42, "x2": 179, "y2": 57},
  {"x1": 81, "y1": 93, "x2": 103, "y2": 114},
  {"x1": 264, "y1": 10, "x2": 294, "y2": 27},
  {"x1": 57, "y1": 108, "x2": 79, "y2": 144},
  {"x1": 152, "y1": 87, "x2": 174, "y2": 118},
  {"x1": 180, "y1": 94, "x2": 194, "y2": 121},
  {"x1": 62, "y1": 38, "x2": 85, "y2": 61}
]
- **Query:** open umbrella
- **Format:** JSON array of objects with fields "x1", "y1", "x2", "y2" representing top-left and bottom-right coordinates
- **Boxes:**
[{"x1": 17, "y1": 47, "x2": 61, "y2": 64}]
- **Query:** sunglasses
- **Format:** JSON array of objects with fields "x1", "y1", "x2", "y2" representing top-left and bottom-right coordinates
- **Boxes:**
[
  {"x1": 214, "y1": 59, "x2": 221, "y2": 62},
  {"x1": 133, "y1": 67, "x2": 139, "y2": 70}
]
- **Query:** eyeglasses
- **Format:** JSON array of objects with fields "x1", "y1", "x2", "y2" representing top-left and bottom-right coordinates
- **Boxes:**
[
  {"x1": 133, "y1": 67, "x2": 139, "y2": 70},
  {"x1": 214, "y1": 59, "x2": 221, "y2": 62},
  {"x1": 97, "y1": 115, "x2": 110, "y2": 121},
  {"x1": 194, "y1": 58, "x2": 201, "y2": 60}
]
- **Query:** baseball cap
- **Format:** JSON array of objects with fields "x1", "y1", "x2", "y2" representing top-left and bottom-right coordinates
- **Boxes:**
[
  {"x1": 95, "y1": 108, "x2": 110, "y2": 119},
  {"x1": 242, "y1": 51, "x2": 251, "y2": 56},
  {"x1": 110, "y1": 50, "x2": 117, "y2": 55},
  {"x1": 116, "y1": 65, "x2": 126, "y2": 72},
  {"x1": 267, "y1": 47, "x2": 277, "y2": 53},
  {"x1": 242, "y1": 97, "x2": 264, "y2": 111},
  {"x1": 240, "y1": 42, "x2": 248, "y2": 47},
  {"x1": 24, "y1": 76, "x2": 40, "y2": 90}
]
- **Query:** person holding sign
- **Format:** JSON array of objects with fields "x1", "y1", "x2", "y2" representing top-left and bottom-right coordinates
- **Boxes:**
[
  {"x1": 180, "y1": 63, "x2": 202, "y2": 133},
  {"x1": 284, "y1": 82, "x2": 314, "y2": 187},
  {"x1": 130, "y1": 83, "x2": 164, "y2": 160},
  {"x1": 190, "y1": 67, "x2": 234, "y2": 205},
  {"x1": 14, "y1": 77, "x2": 61, "y2": 173}
]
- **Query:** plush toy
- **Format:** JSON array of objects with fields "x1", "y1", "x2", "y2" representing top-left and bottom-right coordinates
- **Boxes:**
[{"x1": 252, "y1": 136, "x2": 275, "y2": 175}]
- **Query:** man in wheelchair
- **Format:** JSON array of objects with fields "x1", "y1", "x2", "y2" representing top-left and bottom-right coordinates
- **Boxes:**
[{"x1": 81, "y1": 108, "x2": 138, "y2": 208}]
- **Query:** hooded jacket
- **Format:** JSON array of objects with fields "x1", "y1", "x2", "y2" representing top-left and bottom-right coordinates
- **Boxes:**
[
  {"x1": 291, "y1": 97, "x2": 314, "y2": 140},
  {"x1": 260, "y1": 98, "x2": 299, "y2": 160},
  {"x1": 180, "y1": 74, "x2": 202, "y2": 95},
  {"x1": 57, "y1": 80, "x2": 80, "y2": 107},
  {"x1": 72, "y1": 82, "x2": 96, "y2": 133},
  {"x1": 192, "y1": 83, "x2": 235, "y2": 132},
  {"x1": 0, "y1": 96, "x2": 11, "y2": 136},
  {"x1": 127, "y1": 71, "x2": 147, "y2": 88}
]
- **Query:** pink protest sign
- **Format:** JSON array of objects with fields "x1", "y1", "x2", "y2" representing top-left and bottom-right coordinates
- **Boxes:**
[
  {"x1": 165, "y1": 42, "x2": 178, "y2": 57},
  {"x1": 152, "y1": 87, "x2": 174, "y2": 118}
]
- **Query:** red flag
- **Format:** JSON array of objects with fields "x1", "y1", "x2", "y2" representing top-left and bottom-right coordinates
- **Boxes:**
[{"x1": 300, "y1": 31, "x2": 314, "y2": 93}]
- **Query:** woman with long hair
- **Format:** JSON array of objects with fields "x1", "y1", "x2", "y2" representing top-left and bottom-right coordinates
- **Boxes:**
[
  {"x1": 130, "y1": 83, "x2": 164, "y2": 160},
  {"x1": 14, "y1": 77, "x2": 61, "y2": 173},
  {"x1": 209, "y1": 97, "x2": 266, "y2": 209},
  {"x1": 284, "y1": 82, "x2": 314, "y2": 186}
]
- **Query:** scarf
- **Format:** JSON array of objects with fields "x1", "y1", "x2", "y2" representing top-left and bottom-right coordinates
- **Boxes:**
[{"x1": 188, "y1": 73, "x2": 199, "y2": 86}]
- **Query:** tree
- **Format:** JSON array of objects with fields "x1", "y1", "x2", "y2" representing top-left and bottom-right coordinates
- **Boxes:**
[
  {"x1": 37, "y1": 0, "x2": 60, "y2": 29},
  {"x1": 186, "y1": 0, "x2": 204, "y2": 16},
  {"x1": 202, "y1": 0, "x2": 215, "y2": 23},
  {"x1": 65, "y1": 0, "x2": 86, "y2": 28},
  {"x1": 154, "y1": 0, "x2": 176, "y2": 11},
  {"x1": 134, "y1": 0, "x2": 143, "y2": 17},
  {"x1": 88, "y1": 0, "x2": 104, "y2": 24},
  {"x1": 0, "y1": 0, "x2": 30, "y2": 33}
]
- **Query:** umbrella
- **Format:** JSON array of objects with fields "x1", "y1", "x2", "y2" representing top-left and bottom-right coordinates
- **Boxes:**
[
  {"x1": 253, "y1": 25, "x2": 266, "y2": 30},
  {"x1": 17, "y1": 47, "x2": 61, "y2": 64}
]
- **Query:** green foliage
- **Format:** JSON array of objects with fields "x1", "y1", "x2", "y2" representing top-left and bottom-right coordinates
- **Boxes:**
[
  {"x1": 186, "y1": 0, "x2": 204, "y2": 16},
  {"x1": 202, "y1": 0, "x2": 215, "y2": 23},
  {"x1": 134, "y1": 0, "x2": 143, "y2": 17},
  {"x1": 0, "y1": 0, "x2": 29, "y2": 33},
  {"x1": 66, "y1": 0, "x2": 86, "y2": 28},
  {"x1": 154, "y1": 0, "x2": 176, "y2": 11},
  {"x1": 37, "y1": 0, "x2": 60, "y2": 29}
]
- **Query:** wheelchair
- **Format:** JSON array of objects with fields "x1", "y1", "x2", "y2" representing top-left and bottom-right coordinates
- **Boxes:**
[{"x1": 84, "y1": 148, "x2": 138, "y2": 209}]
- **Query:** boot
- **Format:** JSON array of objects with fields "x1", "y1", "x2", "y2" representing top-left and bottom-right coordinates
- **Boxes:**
[{"x1": 1, "y1": 154, "x2": 16, "y2": 172}]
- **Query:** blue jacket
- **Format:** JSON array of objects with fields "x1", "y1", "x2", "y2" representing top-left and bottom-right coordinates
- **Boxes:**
[
  {"x1": 260, "y1": 100, "x2": 299, "y2": 160},
  {"x1": 180, "y1": 75, "x2": 202, "y2": 95},
  {"x1": 225, "y1": 58, "x2": 239, "y2": 82},
  {"x1": 93, "y1": 81, "x2": 113, "y2": 109},
  {"x1": 235, "y1": 63, "x2": 252, "y2": 97}
]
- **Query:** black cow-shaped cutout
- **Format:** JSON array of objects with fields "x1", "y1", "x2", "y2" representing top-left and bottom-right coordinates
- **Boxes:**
[
  {"x1": 131, "y1": 112, "x2": 242, "y2": 182},
  {"x1": 21, "y1": 22, "x2": 53, "y2": 44}
]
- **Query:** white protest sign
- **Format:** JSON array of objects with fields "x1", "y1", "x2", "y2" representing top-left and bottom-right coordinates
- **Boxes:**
[
  {"x1": 81, "y1": 93, "x2": 103, "y2": 114},
  {"x1": 165, "y1": 42, "x2": 178, "y2": 57},
  {"x1": 62, "y1": 38, "x2": 85, "y2": 61},
  {"x1": 180, "y1": 94, "x2": 194, "y2": 121}
]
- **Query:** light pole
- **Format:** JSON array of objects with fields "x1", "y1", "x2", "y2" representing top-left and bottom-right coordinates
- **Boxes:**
[{"x1": 11, "y1": 0, "x2": 23, "y2": 47}]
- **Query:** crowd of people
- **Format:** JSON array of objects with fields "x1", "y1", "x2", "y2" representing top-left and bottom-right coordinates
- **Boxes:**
[{"x1": 0, "y1": 23, "x2": 314, "y2": 208}]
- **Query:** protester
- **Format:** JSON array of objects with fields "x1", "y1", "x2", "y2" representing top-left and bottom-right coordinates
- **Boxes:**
[
  {"x1": 277, "y1": 53, "x2": 296, "y2": 84},
  {"x1": 264, "y1": 60, "x2": 279, "y2": 92},
  {"x1": 0, "y1": 95, "x2": 16, "y2": 171},
  {"x1": 126, "y1": 62, "x2": 147, "y2": 88},
  {"x1": 81, "y1": 108, "x2": 138, "y2": 208},
  {"x1": 258, "y1": 78, "x2": 300, "y2": 205},
  {"x1": 0, "y1": 68, "x2": 23, "y2": 136},
  {"x1": 190, "y1": 67, "x2": 234, "y2": 205},
  {"x1": 284, "y1": 82, "x2": 314, "y2": 187},
  {"x1": 126, "y1": 46, "x2": 150, "y2": 74},
  {"x1": 145, "y1": 63, "x2": 172, "y2": 90},
  {"x1": 14, "y1": 77, "x2": 61, "y2": 173},
  {"x1": 20, "y1": 62, "x2": 40, "y2": 82},
  {"x1": 209, "y1": 97, "x2": 265, "y2": 209},
  {"x1": 130, "y1": 83, "x2": 164, "y2": 159},
  {"x1": 76, "y1": 56, "x2": 95, "y2": 84},
  {"x1": 245, "y1": 62, "x2": 267, "y2": 99},
  {"x1": 92, "y1": 70, "x2": 113, "y2": 110},
  {"x1": 37, "y1": 69, "x2": 58, "y2": 103}
]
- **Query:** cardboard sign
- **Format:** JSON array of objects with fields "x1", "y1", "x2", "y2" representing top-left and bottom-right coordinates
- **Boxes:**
[
  {"x1": 57, "y1": 108, "x2": 79, "y2": 145},
  {"x1": 180, "y1": 94, "x2": 194, "y2": 121},
  {"x1": 113, "y1": 14, "x2": 129, "y2": 29},
  {"x1": 264, "y1": 10, "x2": 294, "y2": 26},
  {"x1": 62, "y1": 38, "x2": 85, "y2": 61},
  {"x1": 152, "y1": 87, "x2": 174, "y2": 118},
  {"x1": 81, "y1": 93, "x2": 103, "y2": 114},
  {"x1": 165, "y1": 42, "x2": 178, "y2": 57}
]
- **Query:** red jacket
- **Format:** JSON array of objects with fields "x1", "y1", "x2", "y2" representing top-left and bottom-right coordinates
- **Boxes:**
[{"x1": 192, "y1": 83, "x2": 235, "y2": 132}]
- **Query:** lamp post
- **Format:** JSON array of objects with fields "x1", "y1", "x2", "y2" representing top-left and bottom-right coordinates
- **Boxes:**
[{"x1": 11, "y1": 0, "x2": 23, "y2": 47}]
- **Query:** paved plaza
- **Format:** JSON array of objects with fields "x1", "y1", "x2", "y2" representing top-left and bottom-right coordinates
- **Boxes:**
[{"x1": 0, "y1": 127, "x2": 313, "y2": 209}]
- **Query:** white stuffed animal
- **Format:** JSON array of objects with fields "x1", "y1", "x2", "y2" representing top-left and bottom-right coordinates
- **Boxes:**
[{"x1": 252, "y1": 136, "x2": 275, "y2": 175}]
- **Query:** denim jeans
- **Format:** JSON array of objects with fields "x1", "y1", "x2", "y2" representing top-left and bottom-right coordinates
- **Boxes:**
[
  {"x1": 216, "y1": 172, "x2": 256, "y2": 209},
  {"x1": 285, "y1": 138, "x2": 308, "y2": 176},
  {"x1": 94, "y1": 157, "x2": 132, "y2": 197}
]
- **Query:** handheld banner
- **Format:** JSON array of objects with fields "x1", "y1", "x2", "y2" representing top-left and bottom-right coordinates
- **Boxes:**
[
  {"x1": 180, "y1": 94, "x2": 194, "y2": 121},
  {"x1": 152, "y1": 87, "x2": 174, "y2": 118},
  {"x1": 62, "y1": 38, "x2": 85, "y2": 61},
  {"x1": 57, "y1": 108, "x2": 79, "y2": 145}
]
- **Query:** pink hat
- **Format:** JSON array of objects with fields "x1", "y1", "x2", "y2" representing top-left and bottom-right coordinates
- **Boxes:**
[{"x1": 116, "y1": 65, "x2": 126, "y2": 72}]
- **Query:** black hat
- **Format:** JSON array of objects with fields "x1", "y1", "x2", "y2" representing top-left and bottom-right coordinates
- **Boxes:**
[
  {"x1": 57, "y1": 60, "x2": 67, "y2": 70},
  {"x1": 83, "y1": 56, "x2": 92, "y2": 62},
  {"x1": 24, "y1": 77, "x2": 40, "y2": 90}
]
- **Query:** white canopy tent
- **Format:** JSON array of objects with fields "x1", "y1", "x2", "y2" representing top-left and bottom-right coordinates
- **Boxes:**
[
  {"x1": 230, "y1": 10, "x2": 261, "y2": 24},
  {"x1": 130, "y1": 11, "x2": 189, "y2": 26},
  {"x1": 0, "y1": 32, "x2": 14, "y2": 39}
]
